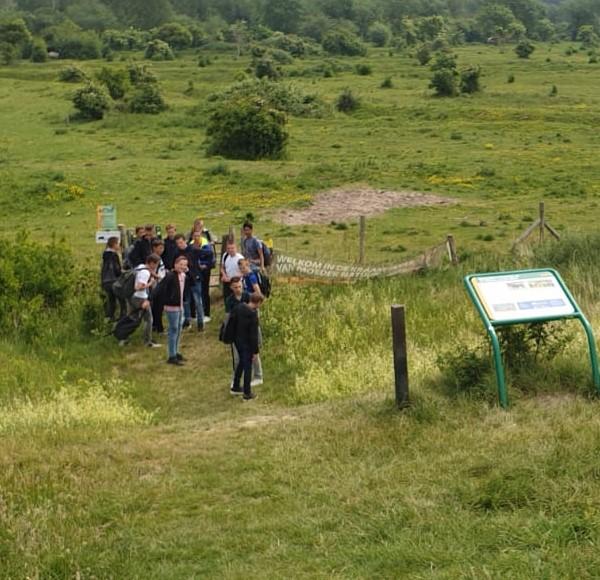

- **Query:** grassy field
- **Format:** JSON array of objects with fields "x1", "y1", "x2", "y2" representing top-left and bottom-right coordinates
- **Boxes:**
[{"x1": 3, "y1": 42, "x2": 600, "y2": 577}]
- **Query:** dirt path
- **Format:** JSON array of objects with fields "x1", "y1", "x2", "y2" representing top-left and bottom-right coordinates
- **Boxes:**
[{"x1": 278, "y1": 185, "x2": 455, "y2": 225}]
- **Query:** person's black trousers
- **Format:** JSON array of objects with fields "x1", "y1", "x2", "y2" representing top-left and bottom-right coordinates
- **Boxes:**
[
  {"x1": 151, "y1": 297, "x2": 165, "y2": 333},
  {"x1": 102, "y1": 282, "x2": 126, "y2": 321},
  {"x1": 233, "y1": 343, "x2": 253, "y2": 397},
  {"x1": 201, "y1": 269, "x2": 211, "y2": 317}
]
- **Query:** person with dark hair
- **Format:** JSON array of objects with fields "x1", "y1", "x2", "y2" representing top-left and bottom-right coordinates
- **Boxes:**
[
  {"x1": 129, "y1": 253, "x2": 161, "y2": 348},
  {"x1": 239, "y1": 258, "x2": 262, "y2": 296},
  {"x1": 175, "y1": 234, "x2": 203, "y2": 331},
  {"x1": 161, "y1": 255, "x2": 190, "y2": 365},
  {"x1": 101, "y1": 236, "x2": 125, "y2": 321},
  {"x1": 191, "y1": 231, "x2": 215, "y2": 322},
  {"x1": 129, "y1": 224, "x2": 155, "y2": 268},
  {"x1": 162, "y1": 224, "x2": 178, "y2": 271},
  {"x1": 230, "y1": 292, "x2": 264, "y2": 401},
  {"x1": 241, "y1": 221, "x2": 264, "y2": 271}
]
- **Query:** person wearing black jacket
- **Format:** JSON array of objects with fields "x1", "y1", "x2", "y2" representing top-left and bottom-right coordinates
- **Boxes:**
[
  {"x1": 230, "y1": 293, "x2": 264, "y2": 400},
  {"x1": 162, "y1": 224, "x2": 178, "y2": 271},
  {"x1": 101, "y1": 237, "x2": 125, "y2": 321},
  {"x1": 128, "y1": 224, "x2": 154, "y2": 268},
  {"x1": 159, "y1": 255, "x2": 190, "y2": 365}
]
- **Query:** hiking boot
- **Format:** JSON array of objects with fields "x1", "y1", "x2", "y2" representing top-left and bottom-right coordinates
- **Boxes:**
[
  {"x1": 167, "y1": 357, "x2": 184, "y2": 366},
  {"x1": 176, "y1": 353, "x2": 185, "y2": 361}
]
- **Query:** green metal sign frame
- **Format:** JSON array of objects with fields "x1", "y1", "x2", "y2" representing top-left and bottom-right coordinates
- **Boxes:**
[{"x1": 464, "y1": 268, "x2": 600, "y2": 408}]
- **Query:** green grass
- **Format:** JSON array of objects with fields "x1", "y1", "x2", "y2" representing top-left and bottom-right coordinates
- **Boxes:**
[{"x1": 3, "y1": 43, "x2": 600, "y2": 577}]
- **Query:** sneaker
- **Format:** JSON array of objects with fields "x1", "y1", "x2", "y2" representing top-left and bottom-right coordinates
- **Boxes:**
[
  {"x1": 167, "y1": 357, "x2": 184, "y2": 366},
  {"x1": 250, "y1": 379, "x2": 263, "y2": 387},
  {"x1": 176, "y1": 353, "x2": 185, "y2": 361},
  {"x1": 243, "y1": 392, "x2": 257, "y2": 401},
  {"x1": 147, "y1": 341, "x2": 162, "y2": 348},
  {"x1": 182, "y1": 320, "x2": 191, "y2": 330},
  {"x1": 203, "y1": 316, "x2": 211, "y2": 323},
  {"x1": 230, "y1": 386, "x2": 243, "y2": 396}
]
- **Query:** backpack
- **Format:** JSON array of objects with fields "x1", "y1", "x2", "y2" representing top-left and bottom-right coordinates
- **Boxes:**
[
  {"x1": 112, "y1": 266, "x2": 147, "y2": 300},
  {"x1": 257, "y1": 271, "x2": 271, "y2": 298},
  {"x1": 219, "y1": 312, "x2": 237, "y2": 345},
  {"x1": 259, "y1": 241, "x2": 272, "y2": 267}
]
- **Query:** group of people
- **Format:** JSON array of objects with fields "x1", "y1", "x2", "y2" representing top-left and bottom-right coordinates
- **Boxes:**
[{"x1": 100, "y1": 219, "x2": 269, "y2": 401}]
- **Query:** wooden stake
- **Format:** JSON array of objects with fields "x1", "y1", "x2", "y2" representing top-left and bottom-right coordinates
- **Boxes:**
[
  {"x1": 359, "y1": 215, "x2": 366, "y2": 265},
  {"x1": 446, "y1": 234, "x2": 459, "y2": 265},
  {"x1": 391, "y1": 305, "x2": 410, "y2": 408},
  {"x1": 539, "y1": 202, "x2": 545, "y2": 243}
]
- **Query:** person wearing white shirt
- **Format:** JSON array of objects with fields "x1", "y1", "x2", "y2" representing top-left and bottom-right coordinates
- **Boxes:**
[
  {"x1": 129, "y1": 254, "x2": 161, "y2": 347},
  {"x1": 220, "y1": 241, "x2": 244, "y2": 302}
]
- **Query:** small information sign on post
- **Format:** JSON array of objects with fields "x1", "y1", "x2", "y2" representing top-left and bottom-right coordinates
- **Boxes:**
[
  {"x1": 465, "y1": 269, "x2": 600, "y2": 408},
  {"x1": 96, "y1": 205, "x2": 118, "y2": 244}
]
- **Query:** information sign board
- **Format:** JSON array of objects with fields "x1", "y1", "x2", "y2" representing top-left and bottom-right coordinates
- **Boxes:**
[
  {"x1": 97, "y1": 205, "x2": 117, "y2": 231},
  {"x1": 471, "y1": 270, "x2": 575, "y2": 322},
  {"x1": 96, "y1": 230, "x2": 121, "y2": 244}
]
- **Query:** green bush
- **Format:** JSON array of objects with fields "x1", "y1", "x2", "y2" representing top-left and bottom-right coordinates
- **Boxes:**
[
  {"x1": 380, "y1": 76, "x2": 393, "y2": 88},
  {"x1": 127, "y1": 63, "x2": 157, "y2": 85},
  {"x1": 460, "y1": 65, "x2": 481, "y2": 94},
  {"x1": 336, "y1": 87, "x2": 360, "y2": 113},
  {"x1": 415, "y1": 43, "x2": 432, "y2": 65},
  {"x1": 322, "y1": 28, "x2": 367, "y2": 56},
  {"x1": 264, "y1": 32, "x2": 315, "y2": 57},
  {"x1": 430, "y1": 68, "x2": 458, "y2": 97},
  {"x1": 368, "y1": 22, "x2": 392, "y2": 47},
  {"x1": 206, "y1": 96, "x2": 288, "y2": 160},
  {"x1": 254, "y1": 57, "x2": 282, "y2": 80},
  {"x1": 144, "y1": 39, "x2": 174, "y2": 61},
  {"x1": 53, "y1": 30, "x2": 101, "y2": 60},
  {"x1": 128, "y1": 82, "x2": 167, "y2": 114},
  {"x1": 95, "y1": 67, "x2": 129, "y2": 100},
  {"x1": 155, "y1": 22, "x2": 192, "y2": 50},
  {"x1": 102, "y1": 28, "x2": 147, "y2": 51},
  {"x1": 515, "y1": 40, "x2": 535, "y2": 59},
  {"x1": 59, "y1": 65, "x2": 87, "y2": 83},
  {"x1": 355, "y1": 63, "x2": 372, "y2": 76},
  {"x1": 72, "y1": 83, "x2": 110, "y2": 120},
  {"x1": 30, "y1": 37, "x2": 47, "y2": 62}
]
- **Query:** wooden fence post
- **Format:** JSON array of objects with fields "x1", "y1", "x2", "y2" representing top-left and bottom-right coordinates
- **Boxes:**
[
  {"x1": 539, "y1": 201, "x2": 545, "y2": 243},
  {"x1": 359, "y1": 215, "x2": 366, "y2": 265},
  {"x1": 446, "y1": 234, "x2": 459, "y2": 266},
  {"x1": 391, "y1": 305, "x2": 410, "y2": 408}
]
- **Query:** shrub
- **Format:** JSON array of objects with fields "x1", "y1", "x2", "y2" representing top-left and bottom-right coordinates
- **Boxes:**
[
  {"x1": 128, "y1": 82, "x2": 167, "y2": 114},
  {"x1": 336, "y1": 87, "x2": 359, "y2": 113},
  {"x1": 268, "y1": 48, "x2": 294, "y2": 64},
  {"x1": 265, "y1": 32, "x2": 313, "y2": 57},
  {"x1": 380, "y1": 76, "x2": 393, "y2": 88},
  {"x1": 155, "y1": 22, "x2": 192, "y2": 50},
  {"x1": 507, "y1": 73, "x2": 515, "y2": 83},
  {"x1": 102, "y1": 29, "x2": 147, "y2": 51},
  {"x1": 415, "y1": 43, "x2": 431, "y2": 65},
  {"x1": 430, "y1": 68, "x2": 458, "y2": 96},
  {"x1": 206, "y1": 96, "x2": 288, "y2": 160},
  {"x1": 144, "y1": 39, "x2": 174, "y2": 61},
  {"x1": 515, "y1": 40, "x2": 535, "y2": 59},
  {"x1": 72, "y1": 83, "x2": 110, "y2": 120},
  {"x1": 53, "y1": 30, "x2": 101, "y2": 60},
  {"x1": 127, "y1": 63, "x2": 157, "y2": 85},
  {"x1": 460, "y1": 65, "x2": 481, "y2": 94},
  {"x1": 0, "y1": 42, "x2": 18, "y2": 65},
  {"x1": 254, "y1": 57, "x2": 282, "y2": 80},
  {"x1": 95, "y1": 67, "x2": 129, "y2": 100},
  {"x1": 59, "y1": 65, "x2": 87, "y2": 83},
  {"x1": 322, "y1": 28, "x2": 367, "y2": 56},
  {"x1": 549, "y1": 84, "x2": 558, "y2": 97},
  {"x1": 30, "y1": 37, "x2": 47, "y2": 62},
  {"x1": 355, "y1": 63, "x2": 372, "y2": 75},
  {"x1": 368, "y1": 22, "x2": 392, "y2": 47}
]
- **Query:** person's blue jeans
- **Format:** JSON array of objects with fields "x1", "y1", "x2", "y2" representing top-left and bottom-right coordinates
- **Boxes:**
[
  {"x1": 166, "y1": 309, "x2": 183, "y2": 359},
  {"x1": 184, "y1": 281, "x2": 204, "y2": 328}
]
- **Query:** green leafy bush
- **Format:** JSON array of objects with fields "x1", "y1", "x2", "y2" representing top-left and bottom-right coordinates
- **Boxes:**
[
  {"x1": 127, "y1": 63, "x2": 157, "y2": 85},
  {"x1": 322, "y1": 27, "x2": 367, "y2": 56},
  {"x1": 380, "y1": 76, "x2": 393, "y2": 88},
  {"x1": 59, "y1": 65, "x2": 87, "y2": 83},
  {"x1": 72, "y1": 83, "x2": 110, "y2": 120},
  {"x1": 368, "y1": 22, "x2": 392, "y2": 47},
  {"x1": 155, "y1": 22, "x2": 192, "y2": 50},
  {"x1": 52, "y1": 29, "x2": 101, "y2": 60},
  {"x1": 206, "y1": 96, "x2": 288, "y2": 160},
  {"x1": 128, "y1": 82, "x2": 167, "y2": 114},
  {"x1": 144, "y1": 39, "x2": 174, "y2": 61},
  {"x1": 96, "y1": 67, "x2": 130, "y2": 100},
  {"x1": 515, "y1": 40, "x2": 535, "y2": 59},
  {"x1": 30, "y1": 37, "x2": 47, "y2": 62},
  {"x1": 336, "y1": 87, "x2": 360, "y2": 113},
  {"x1": 254, "y1": 57, "x2": 282, "y2": 80},
  {"x1": 415, "y1": 43, "x2": 432, "y2": 65},
  {"x1": 460, "y1": 65, "x2": 481, "y2": 94},
  {"x1": 264, "y1": 32, "x2": 316, "y2": 57},
  {"x1": 102, "y1": 29, "x2": 147, "y2": 51},
  {"x1": 355, "y1": 63, "x2": 372, "y2": 75},
  {"x1": 430, "y1": 68, "x2": 458, "y2": 96}
]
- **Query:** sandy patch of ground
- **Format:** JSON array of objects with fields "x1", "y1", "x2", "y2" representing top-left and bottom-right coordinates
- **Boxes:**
[{"x1": 278, "y1": 185, "x2": 455, "y2": 225}]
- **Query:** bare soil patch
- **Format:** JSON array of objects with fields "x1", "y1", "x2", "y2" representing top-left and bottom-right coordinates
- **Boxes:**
[{"x1": 278, "y1": 185, "x2": 455, "y2": 225}]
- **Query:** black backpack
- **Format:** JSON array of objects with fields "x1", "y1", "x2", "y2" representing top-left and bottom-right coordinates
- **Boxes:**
[
  {"x1": 257, "y1": 271, "x2": 271, "y2": 298},
  {"x1": 219, "y1": 311, "x2": 237, "y2": 345},
  {"x1": 112, "y1": 267, "x2": 147, "y2": 300}
]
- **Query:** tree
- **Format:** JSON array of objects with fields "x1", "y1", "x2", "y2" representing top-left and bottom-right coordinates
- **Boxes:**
[
  {"x1": 30, "y1": 36, "x2": 47, "y2": 62},
  {"x1": 65, "y1": 0, "x2": 118, "y2": 32},
  {"x1": 429, "y1": 52, "x2": 458, "y2": 97},
  {"x1": 254, "y1": 57, "x2": 282, "y2": 79},
  {"x1": 321, "y1": 0, "x2": 355, "y2": 20},
  {"x1": 128, "y1": 82, "x2": 167, "y2": 114},
  {"x1": 263, "y1": 0, "x2": 303, "y2": 34},
  {"x1": 96, "y1": 67, "x2": 130, "y2": 99},
  {"x1": 107, "y1": 0, "x2": 173, "y2": 29},
  {"x1": 72, "y1": 83, "x2": 110, "y2": 120},
  {"x1": 515, "y1": 39, "x2": 535, "y2": 58},
  {"x1": 368, "y1": 21, "x2": 391, "y2": 46},
  {"x1": 144, "y1": 39, "x2": 174, "y2": 60},
  {"x1": 322, "y1": 27, "x2": 367, "y2": 56},
  {"x1": 459, "y1": 65, "x2": 481, "y2": 93},
  {"x1": 577, "y1": 24, "x2": 599, "y2": 47},
  {"x1": 206, "y1": 96, "x2": 288, "y2": 160},
  {"x1": 0, "y1": 17, "x2": 31, "y2": 63},
  {"x1": 476, "y1": 4, "x2": 518, "y2": 39},
  {"x1": 416, "y1": 15, "x2": 447, "y2": 41},
  {"x1": 156, "y1": 22, "x2": 193, "y2": 50}
]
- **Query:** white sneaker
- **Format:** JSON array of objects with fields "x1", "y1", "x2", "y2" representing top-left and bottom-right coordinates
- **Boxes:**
[
  {"x1": 147, "y1": 341, "x2": 162, "y2": 348},
  {"x1": 250, "y1": 379, "x2": 263, "y2": 387},
  {"x1": 203, "y1": 316, "x2": 211, "y2": 323}
]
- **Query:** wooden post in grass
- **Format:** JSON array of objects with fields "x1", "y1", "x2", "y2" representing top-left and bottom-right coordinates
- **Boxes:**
[
  {"x1": 446, "y1": 234, "x2": 459, "y2": 266},
  {"x1": 539, "y1": 201, "x2": 545, "y2": 243},
  {"x1": 359, "y1": 215, "x2": 366, "y2": 265},
  {"x1": 117, "y1": 224, "x2": 127, "y2": 249},
  {"x1": 391, "y1": 305, "x2": 410, "y2": 408},
  {"x1": 512, "y1": 201, "x2": 561, "y2": 250}
]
